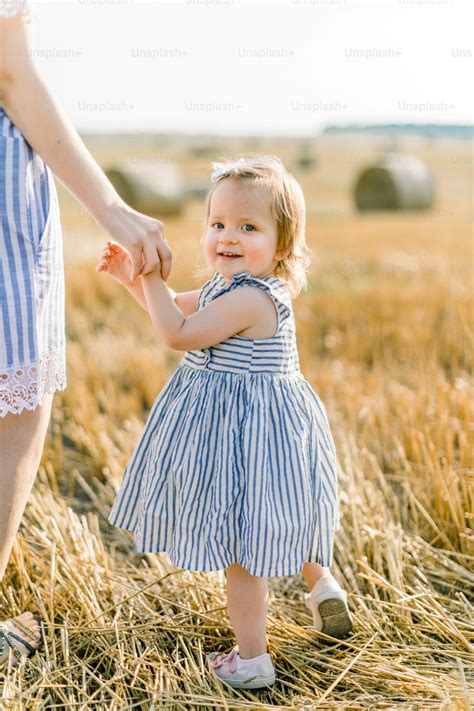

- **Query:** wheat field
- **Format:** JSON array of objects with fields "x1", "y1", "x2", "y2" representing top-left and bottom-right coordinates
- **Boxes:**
[{"x1": 0, "y1": 135, "x2": 473, "y2": 709}]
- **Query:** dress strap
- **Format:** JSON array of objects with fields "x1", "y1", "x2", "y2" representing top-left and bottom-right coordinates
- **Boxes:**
[
  {"x1": 197, "y1": 272, "x2": 222, "y2": 310},
  {"x1": 208, "y1": 270, "x2": 292, "y2": 337}
]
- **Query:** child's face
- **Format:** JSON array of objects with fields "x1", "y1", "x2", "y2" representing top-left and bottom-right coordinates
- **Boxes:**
[{"x1": 204, "y1": 178, "x2": 284, "y2": 283}]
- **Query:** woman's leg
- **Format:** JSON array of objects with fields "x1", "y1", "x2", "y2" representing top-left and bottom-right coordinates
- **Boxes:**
[
  {"x1": 301, "y1": 562, "x2": 332, "y2": 589},
  {"x1": 0, "y1": 394, "x2": 53, "y2": 579},
  {"x1": 225, "y1": 563, "x2": 269, "y2": 659}
]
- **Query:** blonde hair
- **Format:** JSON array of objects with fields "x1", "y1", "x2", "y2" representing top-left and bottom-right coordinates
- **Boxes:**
[{"x1": 193, "y1": 153, "x2": 312, "y2": 298}]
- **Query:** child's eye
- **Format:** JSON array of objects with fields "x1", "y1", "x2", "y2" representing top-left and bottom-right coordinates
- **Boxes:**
[
  {"x1": 212, "y1": 222, "x2": 224, "y2": 229},
  {"x1": 242, "y1": 224, "x2": 256, "y2": 232}
]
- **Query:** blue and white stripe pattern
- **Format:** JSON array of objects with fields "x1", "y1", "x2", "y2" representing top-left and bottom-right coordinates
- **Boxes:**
[
  {"x1": 109, "y1": 270, "x2": 341, "y2": 577},
  {"x1": 0, "y1": 107, "x2": 66, "y2": 416}
]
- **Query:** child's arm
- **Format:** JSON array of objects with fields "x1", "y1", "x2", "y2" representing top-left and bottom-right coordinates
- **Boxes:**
[
  {"x1": 141, "y1": 269, "x2": 273, "y2": 351},
  {"x1": 133, "y1": 281, "x2": 178, "y2": 312},
  {"x1": 96, "y1": 241, "x2": 200, "y2": 316},
  {"x1": 96, "y1": 242, "x2": 157, "y2": 311},
  {"x1": 125, "y1": 277, "x2": 154, "y2": 312},
  {"x1": 174, "y1": 290, "x2": 201, "y2": 317},
  {"x1": 128, "y1": 282, "x2": 201, "y2": 316},
  {"x1": 120, "y1": 278, "x2": 202, "y2": 316}
]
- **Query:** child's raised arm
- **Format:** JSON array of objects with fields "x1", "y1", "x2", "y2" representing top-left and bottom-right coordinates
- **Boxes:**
[
  {"x1": 141, "y1": 270, "x2": 273, "y2": 351},
  {"x1": 96, "y1": 241, "x2": 201, "y2": 316},
  {"x1": 108, "y1": 274, "x2": 199, "y2": 317}
]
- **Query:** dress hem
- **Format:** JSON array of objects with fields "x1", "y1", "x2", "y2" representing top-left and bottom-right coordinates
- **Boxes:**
[
  {"x1": 0, "y1": 380, "x2": 66, "y2": 417},
  {"x1": 108, "y1": 515, "x2": 334, "y2": 576},
  {"x1": 0, "y1": 349, "x2": 66, "y2": 417}
]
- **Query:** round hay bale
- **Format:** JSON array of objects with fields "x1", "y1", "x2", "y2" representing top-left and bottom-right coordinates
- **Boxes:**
[
  {"x1": 105, "y1": 161, "x2": 186, "y2": 216},
  {"x1": 296, "y1": 141, "x2": 317, "y2": 170},
  {"x1": 354, "y1": 153, "x2": 434, "y2": 211},
  {"x1": 297, "y1": 153, "x2": 316, "y2": 170},
  {"x1": 186, "y1": 177, "x2": 210, "y2": 200}
]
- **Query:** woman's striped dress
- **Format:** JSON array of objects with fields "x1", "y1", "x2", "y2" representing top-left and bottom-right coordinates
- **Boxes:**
[
  {"x1": 0, "y1": 106, "x2": 66, "y2": 416},
  {"x1": 109, "y1": 270, "x2": 341, "y2": 577}
]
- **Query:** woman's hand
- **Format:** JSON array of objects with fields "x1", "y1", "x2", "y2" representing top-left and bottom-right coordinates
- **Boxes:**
[
  {"x1": 96, "y1": 241, "x2": 135, "y2": 286},
  {"x1": 96, "y1": 202, "x2": 171, "y2": 282}
]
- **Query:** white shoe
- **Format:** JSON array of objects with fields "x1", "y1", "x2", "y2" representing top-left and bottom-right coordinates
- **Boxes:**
[
  {"x1": 206, "y1": 644, "x2": 276, "y2": 689},
  {"x1": 304, "y1": 575, "x2": 353, "y2": 639}
]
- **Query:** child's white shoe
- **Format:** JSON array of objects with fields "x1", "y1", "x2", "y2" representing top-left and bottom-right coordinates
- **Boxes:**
[
  {"x1": 304, "y1": 575, "x2": 353, "y2": 639},
  {"x1": 206, "y1": 644, "x2": 276, "y2": 689}
]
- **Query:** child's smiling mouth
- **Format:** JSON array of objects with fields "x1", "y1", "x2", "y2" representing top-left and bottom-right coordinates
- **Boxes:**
[{"x1": 218, "y1": 252, "x2": 242, "y2": 260}]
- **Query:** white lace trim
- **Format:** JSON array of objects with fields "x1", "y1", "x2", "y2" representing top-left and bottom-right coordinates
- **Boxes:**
[
  {"x1": 0, "y1": 0, "x2": 29, "y2": 17},
  {"x1": 0, "y1": 350, "x2": 66, "y2": 417}
]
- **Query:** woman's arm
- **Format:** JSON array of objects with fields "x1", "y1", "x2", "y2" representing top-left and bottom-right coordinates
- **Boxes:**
[
  {"x1": 141, "y1": 271, "x2": 271, "y2": 350},
  {"x1": 0, "y1": 13, "x2": 170, "y2": 281}
]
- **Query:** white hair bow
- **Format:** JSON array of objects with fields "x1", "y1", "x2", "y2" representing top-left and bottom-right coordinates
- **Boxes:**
[{"x1": 210, "y1": 157, "x2": 248, "y2": 183}]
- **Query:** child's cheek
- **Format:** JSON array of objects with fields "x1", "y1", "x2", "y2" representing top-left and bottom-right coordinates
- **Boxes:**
[
  {"x1": 245, "y1": 239, "x2": 266, "y2": 261},
  {"x1": 203, "y1": 234, "x2": 216, "y2": 264}
]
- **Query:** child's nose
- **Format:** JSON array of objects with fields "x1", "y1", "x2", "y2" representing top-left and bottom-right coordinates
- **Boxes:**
[{"x1": 220, "y1": 232, "x2": 238, "y2": 244}]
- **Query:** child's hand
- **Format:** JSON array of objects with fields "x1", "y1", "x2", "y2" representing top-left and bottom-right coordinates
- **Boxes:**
[{"x1": 96, "y1": 241, "x2": 134, "y2": 287}]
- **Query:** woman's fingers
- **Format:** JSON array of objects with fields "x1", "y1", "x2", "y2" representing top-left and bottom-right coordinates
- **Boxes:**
[
  {"x1": 156, "y1": 235, "x2": 172, "y2": 280},
  {"x1": 129, "y1": 246, "x2": 144, "y2": 282},
  {"x1": 136, "y1": 219, "x2": 170, "y2": 280},
  {"x1": 139, "y1": 236, "x2": 170, "y2": 279},
  {"x1": 140, "y1": 243, "x2": 161, "y2": 276}
]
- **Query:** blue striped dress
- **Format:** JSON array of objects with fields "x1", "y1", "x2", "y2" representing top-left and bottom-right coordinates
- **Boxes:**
[
  {"x1": 0, "y1": 106, "x2": 66, "y2": 416},
  {"x1": 109, "y1": 270, "x2": 341, "y2": 577}
]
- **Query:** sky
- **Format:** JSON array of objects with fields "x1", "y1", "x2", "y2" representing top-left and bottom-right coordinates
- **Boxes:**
[{"x1": 28, "y1": 0, "x2": 473, "y2": 135}]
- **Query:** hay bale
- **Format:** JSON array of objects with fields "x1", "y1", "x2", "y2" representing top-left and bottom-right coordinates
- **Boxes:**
[
  {"x1": 186, "y1": 177, "x2": 210, "y2": 200},
  {"x1": 105, "y1": 161, "x2": 186, "y2": 216},
  {"x1": 188, "y1": 143, "x2": 218, "y2": 158},
  {"x1": 297, "y1": 153, "x2": 316, "y2": 170},
  {"x1": 297, "y1": 142, "x2": 317, "y2": 170},
  {"x1": 354, "y1": 153, "x2": 434, "y2": 211}
]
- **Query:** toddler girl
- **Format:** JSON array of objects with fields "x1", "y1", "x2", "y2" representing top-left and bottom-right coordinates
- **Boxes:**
[{"x1": 97, "y1": 154, "x2": 352, "y2": 690}]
